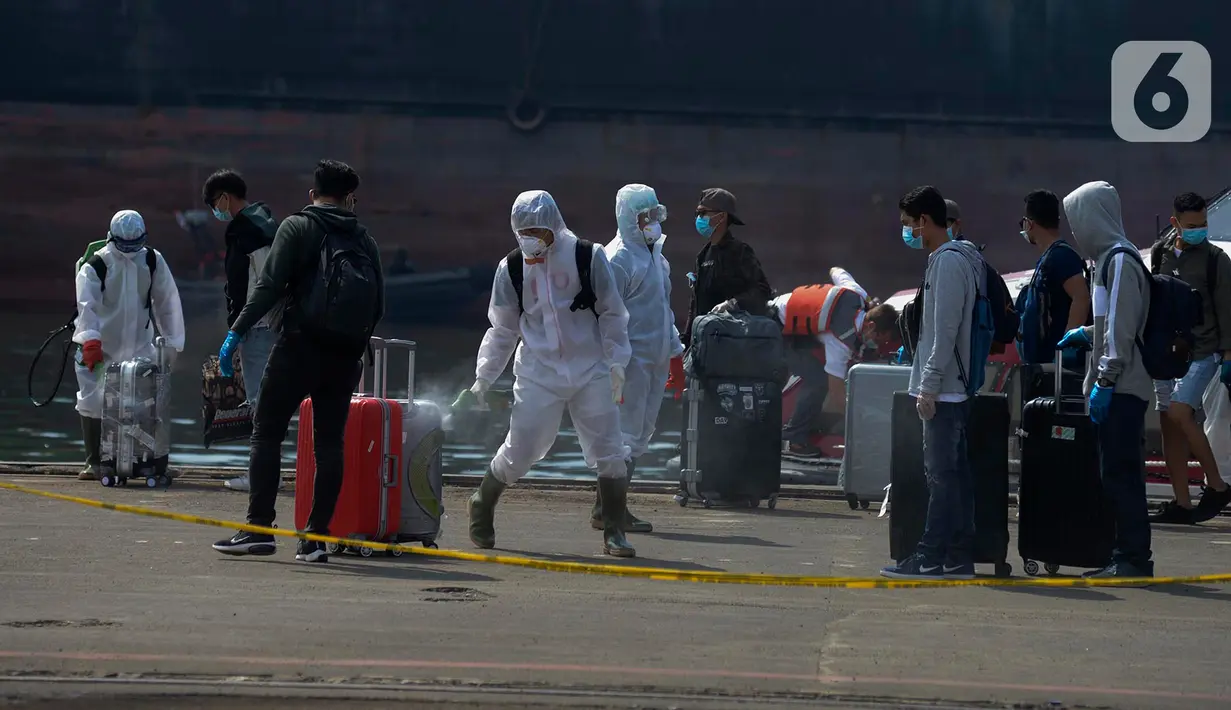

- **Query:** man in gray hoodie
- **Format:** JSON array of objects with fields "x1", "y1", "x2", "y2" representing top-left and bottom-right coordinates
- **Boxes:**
[
  {"x1": 1057, "y1": 181, "x2": 1154, "y2": 579},
  {"x1": 881, "y1": 186, "x2": 986, "y2": 581}
]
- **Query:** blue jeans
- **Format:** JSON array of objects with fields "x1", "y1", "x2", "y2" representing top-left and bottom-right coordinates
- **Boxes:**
[
  {"x1": 1098, "y1": 393, "x2": 1152, "y2": 567},
  {"x1": 916, "y1": 399, "x2": 974, "y2": 564},
  {"x1": 783, "y1": 347, "x2": 830, "y2": 445},
  {"x1": 239, "y1": 326, "x2": 276, "y2": 408}
]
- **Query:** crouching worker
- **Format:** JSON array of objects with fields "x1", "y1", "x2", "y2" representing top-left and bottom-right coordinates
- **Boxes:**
[
  {"x1": 467, "y1": 190, "x2": 637, "y2": 557},
  {"x1": 597, "y1": 184, "x2": 683, "y2": 533},
  {"x1": 771, "y1": 267, "x2": 900, "y2": 457},
  {"x1": 73, "y1": 210, "x2": 186, "y2": 480}
]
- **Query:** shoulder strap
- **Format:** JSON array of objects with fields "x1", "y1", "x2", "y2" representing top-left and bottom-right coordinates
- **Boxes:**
[
  {"x1": 1150, "y1": 239, "x2": 1166, "y2": 275},
  {"x1": 570, "y1": 239, "x2": 598, "y2": 316},
  {"x1": 1100, "y1": 246, "x2": 1145, "y2": 287},
  {"x1": 506, "y1": 249, "x2": 524, "y2": 312},
  {"x1": 87, "y1": 254, "x2": 107, "y2": 293},
  {"x1": 1208, "y1": 246, "x2": 1219, "y2": 300},
  {"x1": 144, "y1": 248, "x2": 159, "y2": 332}
]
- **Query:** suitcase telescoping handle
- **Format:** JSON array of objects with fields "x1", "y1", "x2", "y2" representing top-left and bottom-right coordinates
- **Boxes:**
[
  {"x1": 154, "y1": 336, "x2": 168, "y2": 372},
  {"x1": 358, "y1": 337, "x2": 417, "y2": 401},
  {"x1": 1052, "y1": 349, "x2": 1089, "y2": 415}
]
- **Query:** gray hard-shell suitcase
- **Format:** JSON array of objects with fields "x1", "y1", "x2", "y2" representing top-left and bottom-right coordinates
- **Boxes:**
[
  {"x1": 99, "y1": 337, "x2": 172, "y2": 488},
  {"x1": 840, "y1": 362, "x2": 912, "y2": 510},
  {"x1": 368, "y1": 338, "x2": 446, "y2": 548}
]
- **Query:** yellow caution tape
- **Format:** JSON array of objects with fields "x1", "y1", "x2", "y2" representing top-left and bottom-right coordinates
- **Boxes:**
[{"x1": 2, "y1": 480, "x2": 1228, "y2": 588}]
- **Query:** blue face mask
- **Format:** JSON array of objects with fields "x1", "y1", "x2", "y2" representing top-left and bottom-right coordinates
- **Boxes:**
[
  {"x1": 1181, "y1": 227, "x2": 1209, "y2": 245},
  {"x1": 901, "y1": 225, "x2": 923, "y2": 250},
  {"x1": 946, "y1": 226, "x2": 954, "y2": 240},
  {"x1": 695, "y1": 215, "x2": 715, "y2": 238},
  {"x1": 212, "y1": 207, "x2": 231, "y2": 222}
]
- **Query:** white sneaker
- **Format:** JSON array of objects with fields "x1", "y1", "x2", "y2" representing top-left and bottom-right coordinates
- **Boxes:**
[{"x1": 224, "y1": 475, "x2": 284, "y2": 492}]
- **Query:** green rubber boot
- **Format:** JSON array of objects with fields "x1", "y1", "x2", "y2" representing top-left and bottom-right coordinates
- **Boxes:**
[
  {"x1": 590, "y1": 458, "x2": 653, "y2": 533},
  {"x1": 468, "y1": 468, "x2": 507, "y2": 549},
  {"x1": 79, "y1": 416, "x2": 102, "y2": 481},
  {"x1": 599, "y1": 476, "x2": 636, "y2": 558}
]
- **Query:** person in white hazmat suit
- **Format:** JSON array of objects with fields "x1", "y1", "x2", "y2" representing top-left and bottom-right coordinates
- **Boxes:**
[
  {"x1": 73, "y1": 210, "x2": 186, "y2": 479},
  {"x1": 467, "y1": 190, "x2": 638, "y2": 557},
  {"x1": 588, "y1": 184, "x2": 684, "y2": 533}
]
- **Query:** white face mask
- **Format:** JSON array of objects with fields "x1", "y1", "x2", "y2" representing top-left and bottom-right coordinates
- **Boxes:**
[
  {"x1": 517, "y1": 235, "x2": 548, "y2": 257},
  {"x1": 641, "y1": 222, "x2": 663, "y2": 244}
]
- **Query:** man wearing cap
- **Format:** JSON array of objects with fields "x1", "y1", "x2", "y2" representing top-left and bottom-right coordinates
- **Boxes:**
[
  {"x1": 945, "y1": 199, "x2": 965, "y2": 240},
  {"x1": 675, "y1": 188, "x2": 774, "y2": 360}
]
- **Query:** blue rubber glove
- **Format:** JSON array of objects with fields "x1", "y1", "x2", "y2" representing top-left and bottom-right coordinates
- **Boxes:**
[
  {"x1": 894, "y1": 346, "x2": 908, "y2": 365},
  {"x1": 1221, "y1": 359, "x2": 1231, "y2": 385},
  {"x1": 218, "y1": 330, "x2": 243, "y2": 378},
  {"x1": 1089, "y1": 383, "x2": 1113, "y2": 424},
  {"x1": 1057, "y1": 327, "x2": 1091, "y2": 351}
]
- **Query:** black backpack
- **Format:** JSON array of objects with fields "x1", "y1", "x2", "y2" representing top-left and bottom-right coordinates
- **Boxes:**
[
  {"x1": 1102, "y1": 246, "x2": 1203, "y2": 380},
  {"x1": 506, "y1": 240, "x2": 599, "y2": 316},
  {"x1": 297, "y1": 213, "x2": 381, "y2": 347},
  {"x1": 86, "y1": 247, "x2": 159, "y2": 330}
]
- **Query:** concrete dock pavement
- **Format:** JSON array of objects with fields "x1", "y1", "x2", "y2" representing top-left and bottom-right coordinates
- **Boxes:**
[{"x1": 1, "y1": 475, "x2": 1231, "y2": 709}]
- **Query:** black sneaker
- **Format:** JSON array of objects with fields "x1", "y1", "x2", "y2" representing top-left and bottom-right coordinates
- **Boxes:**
[
  {"x1": 295, "y1": 539, "x2": 329, "y2": 563},
  {"x1": 786, "y1": 443, "x2": 823, "y2": 459},
  {"x1": 212, "y1": 529, "x2": 277, "y2": 556},
  {"x1": 1193, "y1": 485, "x2": 1231, "y2": 522},
  {"x1": 1082, "y1": 560, "x2": 1154, "y2": 586},
  {"x1": 1147, "y1": 500, "x2": 1196, "y2": 525}
]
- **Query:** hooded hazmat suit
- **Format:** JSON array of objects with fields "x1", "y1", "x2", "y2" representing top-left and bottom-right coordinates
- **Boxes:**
[
  {"x1": 604, "y1": 184, "x2": 684, "y2": 459},
  {"x1": 73, "y1": 210, "x2": 186, "y2": 420},
  {"x1": 475, "y1": 190, "x2": 633, "y2": 484}
]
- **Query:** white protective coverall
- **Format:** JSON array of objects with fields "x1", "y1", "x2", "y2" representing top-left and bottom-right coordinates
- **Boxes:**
[
  {"x1": 604, "y1": 184, "x2": 684, "y2": 458},
  {"x1": 73, "y1": 211, "x2": 186, "y2": 419},
  {"x1": 475, "y1": 190, "x2": 633, "y2": 484}
]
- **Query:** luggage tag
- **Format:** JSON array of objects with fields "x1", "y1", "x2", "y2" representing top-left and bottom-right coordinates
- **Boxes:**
[{"x1": 877, "y1": 483, "x2": 891, "y2": 518}]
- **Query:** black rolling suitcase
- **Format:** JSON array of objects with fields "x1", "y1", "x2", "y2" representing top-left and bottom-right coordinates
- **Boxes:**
[
  {"x1": 677, "y1": 311, "x2": 787, "y2": 508},
  {"x1": 1017, "y1": 353, "x2": 1113, "y2": 576},
  {"x1": 889, "y1": 391, "x2": 1012, "y2": 577}
]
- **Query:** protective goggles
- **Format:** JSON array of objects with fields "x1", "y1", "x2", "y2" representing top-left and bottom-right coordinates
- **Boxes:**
[{"x1": 639, "y1": 204, "x2": 668, "y2": 224}]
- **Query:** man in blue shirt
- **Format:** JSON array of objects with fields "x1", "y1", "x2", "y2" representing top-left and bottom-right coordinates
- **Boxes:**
[{"x1": 1018, "y1": 189, "x2": 1090, "y2": 398}]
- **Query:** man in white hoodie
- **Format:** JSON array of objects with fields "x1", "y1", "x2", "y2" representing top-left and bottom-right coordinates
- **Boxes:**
[
  {"x1": 881, "y1": 186, "x2": 985, "y2": 581},
  {"x1": 1057, "y1": 181, "x2": 1154, "y2": 579},
  {"x1": 593, "y1": 184, "x2": 682, "y2": 534},
  {"x1": 467, "y1": 190, "x2": 637, "y2": 557}
]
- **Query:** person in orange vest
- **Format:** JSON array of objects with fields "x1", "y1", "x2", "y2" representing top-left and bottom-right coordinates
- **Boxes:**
[{"x1": 772, "y1": 267, "x2": 901, "y2": 457}]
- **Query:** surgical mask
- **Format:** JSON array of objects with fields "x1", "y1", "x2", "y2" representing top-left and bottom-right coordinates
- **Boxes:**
[
  {"x1": 111, "y1": 235, "x2": 147, "y2": 254},
  {"x1": 946, "y1": 227, "x2": 954, "y2": 240},
  {"x1": 901, "y1": 225, "x2": 922, "y2": 250},
  {"x1": 517, "y1": 235, "x2": 548, "y2": 257},
  {"x1": 695, "y1": 215, "x2": 715, "y2": 238},
  {"x1": 641, "y1": 222, "x2": 663, "y2": 244},
  {"x1": 212, "y1": 207, "x2": 231, "y2": 222},
  {"x1": 1181, "y1": 227, "x2": 1209, "y2": 245}
]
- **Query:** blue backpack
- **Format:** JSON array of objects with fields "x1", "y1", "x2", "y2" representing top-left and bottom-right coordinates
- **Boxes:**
[
  {"x1": 1099, "y1": 246, "x2": 1201, "y2": 380},
  {"x1": 954, "y1": 251, "x2": 997, "y2": 396}
]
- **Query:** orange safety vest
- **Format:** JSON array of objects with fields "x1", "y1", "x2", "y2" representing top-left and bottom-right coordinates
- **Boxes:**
[{"x1": 781, "y1": 284, "x2": 860, "y2": 338}]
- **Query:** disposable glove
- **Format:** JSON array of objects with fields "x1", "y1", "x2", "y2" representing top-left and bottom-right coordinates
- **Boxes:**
[
  {"x1": 1220, "y1": 360, "x2": 1231, "y2": 385},
  {"x1": 1057, "y1": 327, "x2": 1092, "y2": 351},
  {"x1": 894, "y1": 346, "x2": 908, "y2": 365},
  {"x1": 218, "y1": 331, "x2": 242, "y2": 378},
  {"x1": 610, "y1": 364, "x2": 626, "y2": 404},
  {"x1": 916, "y1": 391, "x2": 937, "y2": 421},
  {"x1": 81, "y1": 340, "x2": 103, "y2": 372},
  {"x1": 1089, "y1": 383, "x2": 1113, "y2": 424},
  {"x1": 710, "y1": 298, "x2": 736, "y2": 314},
  {"x1": 665, "y1": 356, "x2": 686, "y2": 400},
  {"x1": 470, "y1": 379, "x2": 491, "y2": 397}
]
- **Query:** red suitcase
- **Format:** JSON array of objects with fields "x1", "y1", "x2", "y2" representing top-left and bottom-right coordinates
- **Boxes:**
[{"x1": 294, "y1": 344, "x2": 404, "y2": 557}]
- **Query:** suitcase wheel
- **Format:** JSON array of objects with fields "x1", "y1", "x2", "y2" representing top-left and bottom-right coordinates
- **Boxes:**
[
  {"x1": 1044, "y1": 563, "x2": 1060, "y2": 576},
  {"x1": 702, "y1": 498, "x2": 712, "y2": 509},
  {"x1": 846, "y1": 493, "x2": 859, "y2": 510},
  {"x1": 422, "y1": 541, "x2": 439, "y2": 549},
  {"x1": 747, "y1": 498, "x2": 759, "y2": 509},
  {"x1": 1023, "y1": 559, "x2": 1040, "y2": 576},
  {"x1": 158, "y1": 475, "x2": 171, "y2": 488},
  {"x1": 860, "y1": 500, "x2": 870, "y2": 510},
  {"x1": 388, "y1": 547, "x2": 403, "y2": 558},
  {"x1": 994, "y1": 562, "x2": 1012, "y2": 578},
  {"x1": 325, "y1": 542, "x2": 341, "y2": 555},
  {"x1": 675, "y1": 494, "x2": 688, "y2": 508},
  {"x1": 767, "y1": 494, "x2": 778, "y2": 510},
  {"x1": 145, "y1": 477, "x2": 158, "y2": 489},
  {"x1": 358, "y1": 546, "x2": 374, "y2": 558},
  {"x1": 100, "y1": 475, "x2": 115, "y2": 488}
]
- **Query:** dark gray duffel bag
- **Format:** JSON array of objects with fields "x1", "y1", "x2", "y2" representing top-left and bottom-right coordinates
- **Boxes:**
[{"x1": 684, "y1": 310, "x2": 788, "y2": 384}]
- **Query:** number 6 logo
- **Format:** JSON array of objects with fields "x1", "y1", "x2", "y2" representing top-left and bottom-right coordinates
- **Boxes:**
[{"x1": 1111, "y1": 41, "x2": 1212, "y2": 143}]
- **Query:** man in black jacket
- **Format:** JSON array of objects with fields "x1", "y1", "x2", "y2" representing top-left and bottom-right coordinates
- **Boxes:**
[
  {"x1": 202, "y1": 169, "x2": 279, "y2": 493},
  {"x1": 680, "y1": 188, "x2": 773, "y2": 349},
  {"x1": 212, "y1": 159, "x2": 385, "y2": 564}
]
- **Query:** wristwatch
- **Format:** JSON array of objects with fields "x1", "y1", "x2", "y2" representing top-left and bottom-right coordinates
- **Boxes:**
[{"x1": 1096, "y1": 377, "x2": 1114, "y2": 388}]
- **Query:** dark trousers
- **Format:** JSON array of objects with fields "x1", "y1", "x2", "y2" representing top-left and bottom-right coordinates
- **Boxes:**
[
  {"x1": 246, "y1": 334, "x2": 362, "y2": 533},
  {"x1": 783, "y1": 347, "x2": 831, "y2": 445},
  {"x1": 917, "y1": 399, "x2": 974, "y2": 564},
  {"x1": 1097, "y1": 393, "x2": 1152, "y2": 567}
]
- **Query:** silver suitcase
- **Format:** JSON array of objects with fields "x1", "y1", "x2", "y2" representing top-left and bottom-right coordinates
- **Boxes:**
[
  {"x1": 840, "y1": 363, "x2": 912, "y2": 510},
  {"x1": 99, "y1": 337, "x2": 172, "y2": 488}
]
